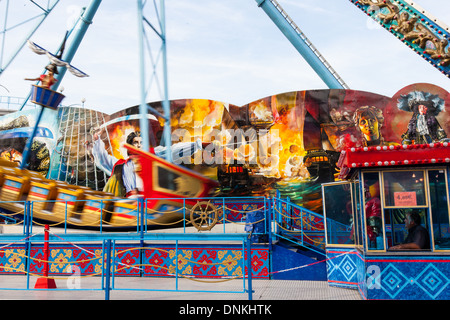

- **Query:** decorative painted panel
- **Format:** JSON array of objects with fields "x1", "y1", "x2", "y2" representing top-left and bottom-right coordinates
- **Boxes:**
[
  {"x1": 29, "y1": 246, "x2": 103, "y2": 276},
  {"x1": 0, "y1": 245, "x2": 27, "y2": 275},
  {"x1": 326, "y1": 248, "x2": 359, "y2": 289},
  {"x1": 137, "y1": 245, "x2": 270, "y2": 279},
  {"x1": 364, "y1": 255, "x2": 450, "y2": 300},
  {"x1": 3, "y1": 243, "x2": 270, "y2": 279}
]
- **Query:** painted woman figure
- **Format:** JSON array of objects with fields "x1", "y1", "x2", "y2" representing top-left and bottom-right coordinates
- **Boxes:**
[
  {"x1": 24, "y1": 63, "x2": 58, "y2": 89},
  {"x1": 398, "y1": 91, "x2": 448, "y2": 145}
]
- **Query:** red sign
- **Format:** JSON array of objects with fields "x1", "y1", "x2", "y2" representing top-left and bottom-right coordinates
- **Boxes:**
[{"x1": 394, "y1": 192, "x2": 417, "y2": 206}]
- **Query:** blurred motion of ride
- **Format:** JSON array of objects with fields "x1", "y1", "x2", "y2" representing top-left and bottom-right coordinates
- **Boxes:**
[{"x1": 0, "y1": 142, "x2": 220, "y2": 231}]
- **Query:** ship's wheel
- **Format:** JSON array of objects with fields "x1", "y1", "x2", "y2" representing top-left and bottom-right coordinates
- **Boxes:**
[{"x1": 190, "y1": 201, "x2": 218, "y2": 231}]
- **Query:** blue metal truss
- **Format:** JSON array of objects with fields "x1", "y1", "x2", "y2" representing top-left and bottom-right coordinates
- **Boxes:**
[
  {"x1": 349, "y1": 0, "x2": 450, "y2": 79},
  {"x1": 137, "y1": 0, "x2": 172, "y2": 160},
  {"x1": 255, "y1": 0, "x2": 349, "y2": 89},
  {"x1": 0, "y1": 0, "x2": 60, "y2": 77}
]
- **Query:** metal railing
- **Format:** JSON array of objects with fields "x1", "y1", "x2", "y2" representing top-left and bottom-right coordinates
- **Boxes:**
[
  {"x1": 272, "y1": 195, "x2": 326, "y2": 256},
  {"x1": 0, "y1": 196, "x2": 269, "y2": 236},
  {"x1": 0, "y1": 194, "x2": 328, "y2": 299},
  {"x1": 0, "y1": 231, "x2": 253, "y2": 300}
]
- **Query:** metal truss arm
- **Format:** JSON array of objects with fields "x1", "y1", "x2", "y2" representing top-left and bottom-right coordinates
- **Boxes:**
[
  {"x1": 0, "y1": 0, "x2": 60, "y2": 76},
  {"x1": 255, "y1": 0, "x2": 349, "y2": 89},
  {"x1": 137, "y1": 0, "x2": 171, "y2": 161},
  {"x1": 53, "y1": 0, "x2": 102, "y2": 90},
  {"x1": 349, "y1": 0, "x2": 450, "y2": 79}
]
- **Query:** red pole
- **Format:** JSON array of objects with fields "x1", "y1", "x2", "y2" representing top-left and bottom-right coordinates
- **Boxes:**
[
  {"x1": 43, "y1": 224, "x2": 49, "y2": 278},
  {"x1": 34, "y1": 224, "x2": 57, "y2": 289}
]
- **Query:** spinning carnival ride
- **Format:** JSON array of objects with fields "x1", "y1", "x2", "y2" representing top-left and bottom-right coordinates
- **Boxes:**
[
  {"x1": 0, "y1": 0, "x2": 221, "y2": 230},
  {"x1": 0, "y1": 0, "x2": 448, "y2": 231}
]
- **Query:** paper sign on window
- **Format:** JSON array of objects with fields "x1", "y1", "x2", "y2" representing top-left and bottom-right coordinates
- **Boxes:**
[{"x1": 394, "y1": 191, "x2": 417, "y2": 206}]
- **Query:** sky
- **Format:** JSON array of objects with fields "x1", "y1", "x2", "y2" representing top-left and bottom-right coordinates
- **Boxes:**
[{"x1": 1, "y1": 0, "x2": 450, "y2": 115}]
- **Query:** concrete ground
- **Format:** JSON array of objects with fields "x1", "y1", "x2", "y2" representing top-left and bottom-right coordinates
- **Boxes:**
[
  {"x1": 0, "y1": 224, "x2": 362, "y2": 305},
  {"x1": 0, "y1": 275, "x2": 361, "y2": 300}
]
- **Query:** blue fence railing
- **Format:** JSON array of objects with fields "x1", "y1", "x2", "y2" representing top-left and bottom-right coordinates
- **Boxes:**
[
  {"x1": 272, "y1": 196, "x2": 326, "y2": 256},
  {"x1": 0, "y1": 233, "x2": 253, "y2": 300},
  {"x1": 0, "y1": 195, "x2": 327, "y2": 249}
]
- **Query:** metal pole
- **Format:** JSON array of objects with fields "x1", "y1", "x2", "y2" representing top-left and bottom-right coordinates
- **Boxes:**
[
  {"x1": 19, "y1": 106, "x2": 44, "y2": 169},
  {"x1": 175, "y1": 239, "x2": 179, "y2": 291},
  {"x1": 159, "y1": 0, "x2": 172, "y2": 162},
  {"x1": 137, "y1": 0, "x2": 150, "y2": 152},
  {"x1": 104, "y1": 239, "x2": 112, "y2": 300},
  {"x1": 137, "y1": 0, "x2": 172, "y2": 159},
  {"x1": 267, "y1": 197, "x2": 273, "y2": 252},
  {"x1": 43, "y1": 224, "x2": 50, "y2": 279},
  {"x1": 246, "y1": 239, "x2": 253, "y2": 300},
  {"x1": 25, "y1": 201, "x2": 31, "y2": 289},
  {"x1": 52, "y1": 0, "x2": 102, "y2": 90},
  {"x1": 139, "y1": 198, "x2": 145, "y2": 247}
]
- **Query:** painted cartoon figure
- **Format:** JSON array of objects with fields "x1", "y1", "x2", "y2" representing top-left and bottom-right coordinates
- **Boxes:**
[
  {"x1": 92, "y1": 129, "x2": 144, "y2": 198},
  {"x1": 24, "y1": 63, "x2": 58, "y2": 89},
  {"x1": 90, "y1": 127, "x2": 204, "y2": 198},
  {"x1": 398, "y1": 91, "x2": 448, "y2": 145},
  {"x1": 364, "y1": 184, "x2": 383, "y2": 249}
]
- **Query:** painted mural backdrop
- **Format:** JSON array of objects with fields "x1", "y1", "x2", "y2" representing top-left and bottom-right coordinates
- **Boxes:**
[
  {"x1": 1, "y1": 83, "x2": 449, "y2": 215},
  {"x1": 0, "y1": 107, "x2": 58, "y2": 176}
]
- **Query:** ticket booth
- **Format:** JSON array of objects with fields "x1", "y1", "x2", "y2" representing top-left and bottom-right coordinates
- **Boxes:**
[{"x1": 322, "y1": 143, "x2": 450, "y2": 300}]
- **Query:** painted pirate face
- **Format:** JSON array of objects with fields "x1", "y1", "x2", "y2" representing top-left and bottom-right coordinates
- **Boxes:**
[
  {"x1": 132, "y1": 136, "x2": 142, "y2": 149},
  {"x1": 359, "y1": 115, "x2": 379, "y2": 141},
  {"x1": 418, "y1": 104, "x2": 428, "y2": 115}
]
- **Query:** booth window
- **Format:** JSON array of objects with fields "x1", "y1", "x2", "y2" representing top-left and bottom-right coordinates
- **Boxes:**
[
  {"x1": 363, "y1": 172, "x2": 385, "y2": 251},
  {"x1": 353, "y1": 181, "x2": 363, "y2": 248},
  {"x1": 383, "y1": 170, "x2": 427, "y2": 207},
  {"x1": 384, "y1": 208, "x2": 428, "y2": 248},
  {"x1": 322, "y1": 182, "x2": 355, "y2": 246},
  {"x1": 323, "y1": 168, "x2": 447, "y2": 251},
  {"x1": 156, "y1": 165, "x2": 178, "y2": 191},
  {"x1": 429, "y1": 170, "x2": 450, "y2": 250}
]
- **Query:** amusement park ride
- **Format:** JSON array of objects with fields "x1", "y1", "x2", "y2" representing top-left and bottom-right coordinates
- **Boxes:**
[
  {"x1": 0, "y1": 0, "x2": 224, "y2": 231},
  {"x1": 0, "y1": 0, "x2": 353, "y2": 230},
  {"x1": 0, "y1": 0, "x2": 449, "y2": 300}
]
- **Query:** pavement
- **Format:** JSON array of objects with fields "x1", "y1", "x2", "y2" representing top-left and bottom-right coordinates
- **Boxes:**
[
  {"x1": 0, "y1": 224, "x2": 363, "y2": 304},
  {"x1": 0, "y1": 275, "x2": 362, "y2": 300}
]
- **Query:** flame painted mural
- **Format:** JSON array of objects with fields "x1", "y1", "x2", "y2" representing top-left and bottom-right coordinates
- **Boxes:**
[{"x1": 1, "y1": 83, "x2": 449, "y2": 214}]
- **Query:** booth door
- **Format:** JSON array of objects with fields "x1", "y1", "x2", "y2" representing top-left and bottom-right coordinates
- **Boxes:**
[
  {"x1": 428, "y1": 169, "x2": 450, "y2": 250},
  {"x1": 322, "y1": 181, "x2": 357, "y2": 247}
]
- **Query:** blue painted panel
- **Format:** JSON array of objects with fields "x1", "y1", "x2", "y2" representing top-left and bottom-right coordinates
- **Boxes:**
[
  {"x1": 272, "y1": 244, "x2": 327, "y2": 280},
  {"x1": 326, "y1": 248, "x2": 359, "y2": 289},
  {"x1": 364, "y1": 255, "x2": 450, "y2": 300},
  {"x1": 30, "y1": 186, "x2": 49, "y2": 195}
]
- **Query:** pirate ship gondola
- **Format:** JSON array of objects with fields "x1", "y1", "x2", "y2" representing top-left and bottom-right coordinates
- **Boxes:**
[
  {"x1": 1, "y1": 33, "x2": 221, "y2": 230},
  {"x1": 0, "y1": 142, "x2": 220, "y2": 230}
]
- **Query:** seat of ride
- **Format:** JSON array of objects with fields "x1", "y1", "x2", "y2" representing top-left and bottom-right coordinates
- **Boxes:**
[
  {"x1": 70, "y1": 194, "x2": 113, "y2": 226},
  {"x1": 0, "y1": 174, "x2": 30, "y2": 212},
  {"x1": 0, "y1": 162, "x2": 126, "y2": 227},
  {"x1": 27, "y1": 180, "x2": 58, "y2": 212},
  {"x1": 108, "y1": 201, "x2": 139, "y2": 227},
  {"x1": 0, "y1": 160, "x2": 51, "y2": 213},
  {"x1": 30, "y1": 84, "x2": 65, "y2": 110}
]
